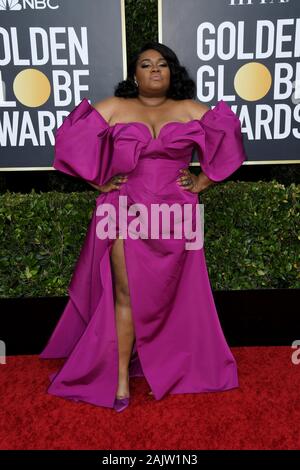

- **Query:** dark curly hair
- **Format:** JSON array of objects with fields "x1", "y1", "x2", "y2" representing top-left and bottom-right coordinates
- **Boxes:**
[{"x1": 114, "y1": 41, "x2": 196, "y2": 100}]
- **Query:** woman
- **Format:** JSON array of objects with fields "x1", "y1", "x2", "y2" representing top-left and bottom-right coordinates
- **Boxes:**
[{"x1": 40, "y1": 41, "x2": 247, "y2": 412}]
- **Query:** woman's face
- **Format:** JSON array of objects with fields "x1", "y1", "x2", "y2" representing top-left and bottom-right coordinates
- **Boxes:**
[{"x1": 134, "y1": 49, "x2": 171, "y2": 96}]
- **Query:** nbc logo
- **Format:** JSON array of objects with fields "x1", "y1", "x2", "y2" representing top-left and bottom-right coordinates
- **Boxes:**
[
  {"x1": 0, "y1": 0, "x2": 59, "y2": 10},
  {"x1": 0, "y1": 0, "x2": 22, "y2": 9}
]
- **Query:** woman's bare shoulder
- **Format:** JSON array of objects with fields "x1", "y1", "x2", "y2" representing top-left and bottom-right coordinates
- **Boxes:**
[
  {"x1": 90, "y1": 96, "x2": 124, "y2": 123},
  {"x1": 183, "y1": 99, "x2": 211, "y2": 120}
]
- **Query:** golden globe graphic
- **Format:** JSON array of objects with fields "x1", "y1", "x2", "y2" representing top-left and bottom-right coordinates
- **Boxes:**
[
  {"x1": 234, "y1": 62, "x2": 272, "y2": 102},
  {"x1": 13, "y1": 69, "x2": 51, "y2": 107}
]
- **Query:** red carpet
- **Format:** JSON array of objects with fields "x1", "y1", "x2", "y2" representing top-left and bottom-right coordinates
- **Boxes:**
[{"x1": 0, "y1": 346, "x2": 299, "y2": 450}]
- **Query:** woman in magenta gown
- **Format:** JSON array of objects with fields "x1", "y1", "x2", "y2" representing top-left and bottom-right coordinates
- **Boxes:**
[{"x1": 40, "y1": 42, "x2": 247, "y2": 411}]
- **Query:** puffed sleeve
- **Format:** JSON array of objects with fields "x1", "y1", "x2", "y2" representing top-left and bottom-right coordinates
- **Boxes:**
[
  {"x1": 195, "y1": 100, "x2": 247, "y2": 182},
  {"x1": 53, "y1": 98, "x2": 112, "y2": 186}
]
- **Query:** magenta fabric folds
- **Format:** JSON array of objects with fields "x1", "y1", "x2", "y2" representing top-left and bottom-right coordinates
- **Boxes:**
[{"x1": 40, "y1": 98, "x2": 247, "y2": 409}]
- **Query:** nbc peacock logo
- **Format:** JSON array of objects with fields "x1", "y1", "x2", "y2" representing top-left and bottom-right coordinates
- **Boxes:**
[
  {"x1": 0, "y1": 0, "x2": 22, "y2": 10},
  {"x1": 0, "y1": 0, "x2": 59, "y2": 10}
]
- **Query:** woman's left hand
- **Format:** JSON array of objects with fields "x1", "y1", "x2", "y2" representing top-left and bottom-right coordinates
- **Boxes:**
[{"x1": 176, "y1": 168, "x2": 202, "y2": 194}]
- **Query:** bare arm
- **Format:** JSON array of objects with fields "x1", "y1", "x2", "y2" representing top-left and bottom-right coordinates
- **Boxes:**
[
  {"x1": 90, "y1": 96, "x2": 119, "y2": 124},
  {"x1": 89, "y1": 182, "x2": 102, "y2": 191},
  {"x1": 197, "y1": 171, "x2": 216, "y2": 191}
]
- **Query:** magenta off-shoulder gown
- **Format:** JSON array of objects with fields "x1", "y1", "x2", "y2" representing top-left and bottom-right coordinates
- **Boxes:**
[{"x1": 40, "y1": 97, "x2": 247, "y2": 409}]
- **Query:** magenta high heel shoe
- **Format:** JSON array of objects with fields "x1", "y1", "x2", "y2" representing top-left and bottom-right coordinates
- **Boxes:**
[{"x1": 113, "y1": 395, "x2": 130, "y2": 412}]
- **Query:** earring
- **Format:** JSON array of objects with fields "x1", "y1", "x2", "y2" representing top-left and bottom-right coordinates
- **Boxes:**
[{"x1": 134, "y1": 77, "x2": 138, "y2": 87}]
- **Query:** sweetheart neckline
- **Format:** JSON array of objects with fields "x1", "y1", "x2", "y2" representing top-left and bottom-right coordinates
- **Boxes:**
[
  {"x1": 86, "y1": 98, "x2": 213, "y2": 141},
  {"x1": 110, "y1": 118, "x2": 201, "y2": 141}
]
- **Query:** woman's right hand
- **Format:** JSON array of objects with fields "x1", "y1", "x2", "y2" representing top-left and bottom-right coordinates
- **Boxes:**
[{"x1": 97, "y1": 174, "x2": 128, "y2": 193}]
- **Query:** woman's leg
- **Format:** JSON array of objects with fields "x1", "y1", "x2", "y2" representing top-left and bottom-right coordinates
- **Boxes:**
[{"x1": 109, "y1": 237, "x2": 135, "y2": 398}]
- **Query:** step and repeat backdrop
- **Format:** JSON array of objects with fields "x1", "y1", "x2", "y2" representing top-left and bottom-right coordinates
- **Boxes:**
[
  {"x1": 0, "y1": 0, "x2": 299, "y2": 170},
  {"x1": 0, "y1": 0, "x2": 126, "y2": 170},
  {"x1": 159, "y1": 0, "x2": 300, "y2": 164}
]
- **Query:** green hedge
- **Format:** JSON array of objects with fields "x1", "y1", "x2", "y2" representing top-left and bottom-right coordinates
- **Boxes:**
[
  {"x1": 125, "y1": 0, "x2": 158, "y2": 62},
  {"x1": 0, "y1": 180, "x2": 299, "y2": 298},
  {"x1": 202, "y1": 180, "x2": 299, "y2": 290}
]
